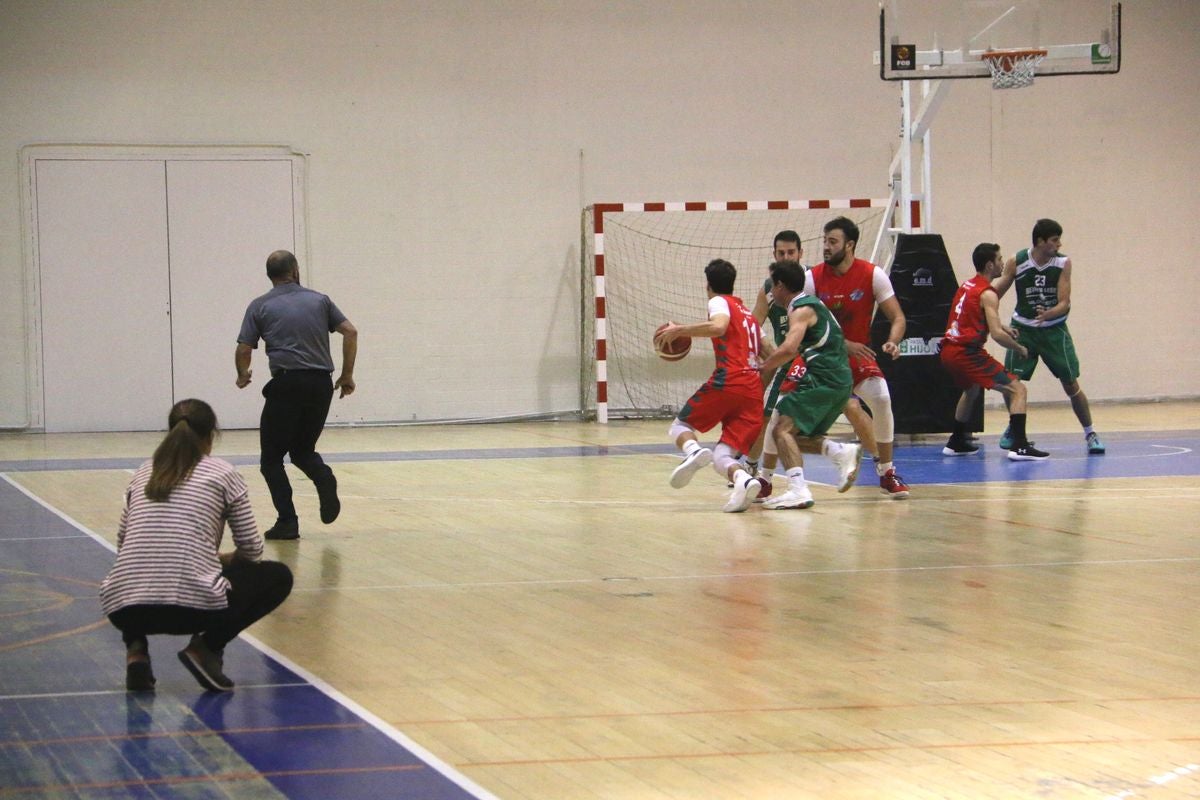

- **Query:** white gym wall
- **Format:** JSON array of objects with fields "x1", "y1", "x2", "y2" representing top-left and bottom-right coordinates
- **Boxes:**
[{"x1": 1, "y1": 1, "x2": 1196, "y2": 429}]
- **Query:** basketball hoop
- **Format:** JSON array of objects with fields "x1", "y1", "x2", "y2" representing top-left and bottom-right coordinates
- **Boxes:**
[{"x1": 981, "y1": 48, "x2": 1048, "y2": 90}]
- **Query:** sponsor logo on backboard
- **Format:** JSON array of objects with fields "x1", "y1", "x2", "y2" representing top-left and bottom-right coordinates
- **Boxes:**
[{"x1": 891, "y1": 44, "x2": 916, "y2": 71}]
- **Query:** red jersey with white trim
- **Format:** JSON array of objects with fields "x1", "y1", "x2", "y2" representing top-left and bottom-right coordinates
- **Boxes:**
[
  {"x1": 943, "y1": 275, "x2": 993, "y2": 349},
  {"x1": 808, "y1": 258, "x2": 892, "y2": 345},
  {"x1": 706, "y1": 294, "x2": 763, "y2": 397}
]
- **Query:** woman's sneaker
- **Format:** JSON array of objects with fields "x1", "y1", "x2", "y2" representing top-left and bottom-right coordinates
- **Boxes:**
[
  {"x1": 126, "y1": 659, "x2": 156, "y2": 692},
  {"x1": 178, "y1": 635, "x2": 234, "y2": 692}
]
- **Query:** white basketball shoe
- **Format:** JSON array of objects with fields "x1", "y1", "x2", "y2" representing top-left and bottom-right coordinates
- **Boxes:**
[
  {"x1": 763, "y1": 482, "x2": 814, "y2": 510},
  {"x1": 670, "y1": 447, "x2": 713, "y2": 488},
  {"x1": 831, "y1": 443, "x2": 863, "y2": 493}
]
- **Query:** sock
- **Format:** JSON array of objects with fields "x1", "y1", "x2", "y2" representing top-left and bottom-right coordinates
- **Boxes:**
[
  {"x1": 1010, "y1": 413, "x2": 1028, "y2": 446},
  {"x1": 682, "y1": 439, "x2": 701, "y2": 457},
  {"x1": 786, "y1": 466, "x2": 805, "y2": 487},
  {"x1": 744, "y1": 459, "x2": 759, "y2": 476},
  {"x1": 875, "y1": 461, "x2": 892, "y2": 476},
  {"x1": 1083, "y1": 425, "x2": 1095, "y2": 437},
  {"x1": 952, "y1": 420, "x2": 969, "y2": 440}
]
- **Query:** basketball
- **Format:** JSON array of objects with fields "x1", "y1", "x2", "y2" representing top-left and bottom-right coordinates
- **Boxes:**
[{"x1": 654, "y1": 324, "x2": 691, "y2": 361}]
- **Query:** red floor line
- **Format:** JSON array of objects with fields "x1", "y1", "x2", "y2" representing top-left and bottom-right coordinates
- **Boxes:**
[
  {"x1": 0, "y1": 763, "x2": 428, "y2": 795},
  {"x1": 0, "y1": 721, "x2": 369, "y2": 749},
  {"x1": 0, "y1": 619, "x2": 109, "y2": 653},
  {"x1": 459, "y1": 735, "x2": 1200, "y2": 769},
  {"x1": 933, "y1": 505, "x2": 1141, "y2": 546},
  {"x1": 403, "y1": 694, "x2": 1200, "y2": 726}
]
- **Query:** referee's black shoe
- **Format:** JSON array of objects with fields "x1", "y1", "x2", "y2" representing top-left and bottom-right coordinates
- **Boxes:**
[
  {"x1": 265, "y1": 518, "x2": 300, "y2": 540},
  {"x1": 316, "y1": 475, "x2": 341, "y2": 524}
]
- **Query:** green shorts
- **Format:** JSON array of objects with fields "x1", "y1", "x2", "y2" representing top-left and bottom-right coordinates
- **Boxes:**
[
  {"x1": 763, "y1": 367, "x2": 787, "y2": 415},
  {"x1": 1004, "y1": 322, "x2": 1080, "y2": 382},
  {"x1": 774, "y1": 377, "x2": 851, "y2": 438}
]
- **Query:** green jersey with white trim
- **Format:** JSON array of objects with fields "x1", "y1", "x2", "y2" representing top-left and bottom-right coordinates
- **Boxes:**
[
  {"x1": 788, "y1": 293, "x2": 851, "y2": 388},
  {"x1": 1011, "y1": 248, "x2": 1068, "y2": 328}
]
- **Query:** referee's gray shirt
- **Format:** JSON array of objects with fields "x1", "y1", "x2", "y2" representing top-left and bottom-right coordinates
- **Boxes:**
[{"x1": 237, "y1": 283, "x2": 347, "y2": 374}]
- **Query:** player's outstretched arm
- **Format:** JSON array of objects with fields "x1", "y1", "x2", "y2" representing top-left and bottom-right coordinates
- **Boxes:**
[
  {"x1": 992, "y1": 257, "x2": 1017, "y2": 297},
  {"x1": 982, "y1": 290, "x2": 1026, "y2": 357},
  {"x1": 658, "y1": 313, "x2": 729, "y2": 345}
]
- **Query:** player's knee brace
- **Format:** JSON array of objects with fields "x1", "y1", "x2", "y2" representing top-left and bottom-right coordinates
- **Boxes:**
[
  {"x1": 713, "y1": 443, "x2": 740, "y2": 477},
  {"x1": 856, "y1": 377, "x2": 895, "y2": 443},
  {"x1": 762, "y1": 413, "x2": 780, "y2": 457},
  {"x1": 667, "y1": 420, "x2": 695, "y2": 442}
]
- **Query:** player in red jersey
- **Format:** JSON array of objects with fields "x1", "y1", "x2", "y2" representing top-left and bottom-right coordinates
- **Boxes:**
[
  {"x1": 940, "y1": 243, "x2": 1048, "y2": 460},
  {"x1": 656, "y1": 259, "x2": 768, "y2": 513},
  {"x1": 806, "y1": 217, "x2": 910, "y2": 498}
]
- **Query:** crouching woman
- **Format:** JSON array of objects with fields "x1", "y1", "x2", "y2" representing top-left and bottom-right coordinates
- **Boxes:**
[{"x1": 100, "y1": 398, "x2": 292, "y2": 692}]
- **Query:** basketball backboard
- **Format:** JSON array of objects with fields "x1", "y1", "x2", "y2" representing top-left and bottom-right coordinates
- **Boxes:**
[{"x1": 877, "y1": 0, "x2": 1121, "y2": 81}]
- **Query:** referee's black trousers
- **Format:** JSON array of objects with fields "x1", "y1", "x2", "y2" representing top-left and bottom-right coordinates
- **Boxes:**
[{"x1": 259, "y1": 370, "x2": 336, "y2": 523}]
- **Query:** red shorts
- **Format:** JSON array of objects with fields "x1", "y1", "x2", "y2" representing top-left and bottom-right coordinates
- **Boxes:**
[
  {"x1": 678, "y1": 382, "x2": 763, "y2": 454},
  {"x1": 850, "y1": 354, "x2": 884, "y2": 388},
  {"x1": 939, "y1": 343, "x2": 1015, "y2": 390}
]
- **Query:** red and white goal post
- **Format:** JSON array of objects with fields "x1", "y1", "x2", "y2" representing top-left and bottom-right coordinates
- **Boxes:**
[{"x1": 582, "y1": 199, "x2": 895, "y2": 423}]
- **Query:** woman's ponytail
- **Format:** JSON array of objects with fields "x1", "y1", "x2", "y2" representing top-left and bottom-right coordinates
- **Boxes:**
[{"x1": 144, "y1": 399, "x2": 218, "y2": 501}]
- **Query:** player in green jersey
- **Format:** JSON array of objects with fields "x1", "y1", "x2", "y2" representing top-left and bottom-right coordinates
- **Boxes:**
[
  {"x1": 756, "y1": 260, "x2": 862, "y2": 509},
  {"x1": 746, "y1": 230, "x2": 878, "y2": 502},
  {"x1": 994, "y1": 219, "x2": 1104, "y2": 455}
]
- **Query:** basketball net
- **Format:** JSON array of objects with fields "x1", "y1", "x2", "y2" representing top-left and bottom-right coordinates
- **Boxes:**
[{"x1": 981, "y1": 48, "x2": 1048, "y2": 89}]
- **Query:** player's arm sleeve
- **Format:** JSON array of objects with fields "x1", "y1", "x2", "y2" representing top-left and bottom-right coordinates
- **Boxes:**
[
  {"x1": 872, "y1": 266, "x2": 896, "y2": 303},
  {"x1": 695, "y1": 296, "x2": 730, "y2": 337}
]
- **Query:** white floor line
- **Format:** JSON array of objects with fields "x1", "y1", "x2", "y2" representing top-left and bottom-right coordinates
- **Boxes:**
[{"x1": 0, "y1": 472, "x2": 501, "y2": 800}]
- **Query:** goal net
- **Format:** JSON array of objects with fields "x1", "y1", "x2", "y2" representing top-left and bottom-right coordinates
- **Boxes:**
[{"x1": 582, "y1": 199, "x2": 894, "y2": 422}]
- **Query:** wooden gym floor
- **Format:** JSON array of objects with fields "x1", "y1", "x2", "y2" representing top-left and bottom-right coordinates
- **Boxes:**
[{"x1": 1, "y1": 399, "x2": 1198, "y2": 799}]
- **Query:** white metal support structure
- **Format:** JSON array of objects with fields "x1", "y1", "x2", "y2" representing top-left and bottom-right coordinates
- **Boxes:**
[{"x1": 886, "y1": 76, "x2": 950, "y2": 246}]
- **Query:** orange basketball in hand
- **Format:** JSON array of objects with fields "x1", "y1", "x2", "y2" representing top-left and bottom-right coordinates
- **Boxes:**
[{"x1": 654, "y1": 324, "x2": 691, "y2": 362}]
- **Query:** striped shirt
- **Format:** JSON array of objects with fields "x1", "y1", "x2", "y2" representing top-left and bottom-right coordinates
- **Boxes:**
[{"x1": 100, "y1": 456, "x2": 262, "y2": 616}]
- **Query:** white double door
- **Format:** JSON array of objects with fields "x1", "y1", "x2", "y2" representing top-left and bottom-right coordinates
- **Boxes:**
[{"x1": 33, "y1": 153, "x2": 303, "y2": 432}]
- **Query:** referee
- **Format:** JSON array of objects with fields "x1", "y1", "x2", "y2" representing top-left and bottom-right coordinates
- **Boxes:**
[{"x1": 235, "y1": 250, "x2": 358, "y2": 540}]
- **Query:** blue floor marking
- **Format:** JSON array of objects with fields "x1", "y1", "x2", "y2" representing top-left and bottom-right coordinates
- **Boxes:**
[
  {"x1": 877, "y1": 432, "x2": 1200, "y2": 485},
  {"x1": 3, "y1": 430, "x2": 1198, "y2": 484},
  {"x1": 0, "y1": 477, "x2": 491, "y2": 800}
]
